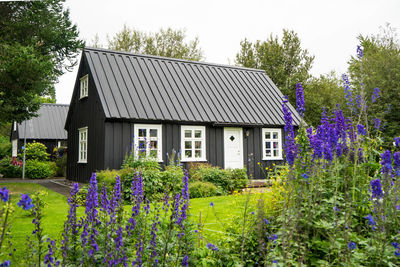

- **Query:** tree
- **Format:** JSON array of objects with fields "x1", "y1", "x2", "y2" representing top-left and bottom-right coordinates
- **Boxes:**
[
  {"x1": 0, "y1": 0, "x2": 84, "y2": 125},
  {"x1": 303, "y1": 73, "x2": 346, "y2": 127},
  {"x1": 235, "y1": 29, "x2": 314, "y2": 106},
  {"x1": 107, "y1": 25, "x2": 204, "y2": 61},
  {"x1": 348, "y1": 24, "x2": 400, "y2": 142}
]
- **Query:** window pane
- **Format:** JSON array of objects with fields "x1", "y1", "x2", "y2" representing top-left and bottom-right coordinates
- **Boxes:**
[
  {"x1": 139, "y1": 141, "x2": 146, "y2": 152},
  {"x1": 274, "y1": 150, "x2": 279, "y2": 157},
  {"x1": 149, "y1": 150, "x2": 157, "y2": 158},
  {"x1": 195, "y1": 141, "x2": 201, "y2": 149},
  {"x1": 139, "y1": 129, "x2": 146, "y2": 137},
  {"x1": 273, "y1": 132, "x2": 278, "y2": 139},
  {"x1": 194, "y1": 130, "x2": 202, "y2": 138},
  {"x1": 273, "y1": 142, "x2": 278, "y2": 149},
  {"x1": 185, "y1": 150, "x2": 192, "y2": 158},
  {"x1": 150, "y1": 129, "x2": 157, "y2": 138},
  {"x1": 265, "y1": 142, "x2": 271, "y2": 149},
  {"x1": 265, "y1": 132, "x2": 271, "y2": 139},
  {"x1": 265, "y1": 150, "x2": 271, "y2": 157},
  {"x1": 150, "y1": 141, "x2": 157, "y2": 149},
  {"x1": 185, "y1": 141, "x2": 192, "y2": 149},
  {"x1": 195, "y1": 150, "x2": 202, "y2": 158},
  {"x1": 185, "y1": 130, "x2": 191, "y2": 138}
]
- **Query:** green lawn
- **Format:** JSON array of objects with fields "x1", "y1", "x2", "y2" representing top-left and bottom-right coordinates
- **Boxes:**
[{"x1": 0, "y1": 183, "x2": 265, "y2": 261}]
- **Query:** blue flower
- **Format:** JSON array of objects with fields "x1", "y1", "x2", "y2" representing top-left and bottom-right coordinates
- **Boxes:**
[
  {"x1": 374, "y1": 118, "x2": 381, "y2": 130},
  {"x1": 207, "y1": 243, "x2": 219, "y2": 251},
  {"x1": 17, "y1": 194, "x2": 34, "y2": 210},
  {"x1": 210, "y1": 202, "x2": 214, "y2": 207},
  {"x1": 395, "y1": 137, "x2": 400, "y2": 147},
  {"x1": 357, "y1": 45, "x2": 363, "y2": 58},
  {"x1": 250, "y1": 211, "x2": 255, "y2": 215},
  {"x1": 392, "y1": 242, "x2": 399, "y2": 249},
  {"x1": 269, "y1": 234, "x2": 278, "y2": 241},
  {"x1": 301, "y1": 173, "x2": 308, "y2": 179},
  {"x1": 0, "y1": 260, "x2": 11, "y2": 267},
  {"x1": 357, "y1": 124, "x2": 366, "y2": 136},
  {"x1": 348, "y1": 241, "x2": 357, "y2": 250},
  {"x1": 296, "y1": 83, "x2": 305, "y2": 117},
  {"x1": 395, "y1": 249, "x2": 400, "y2": 257},
  {"x1": 380, "y1": 150, "x2": 392, "y2": 175},
  {"x1": 372, "y1": 87, "x2": 380, "y2": 103},
  {"x1": 0, "y1": 187, "x2": 9, "y2": 202},
  {"x1": 263, "y1": 218, "x2": 270, "y2": 224},
  {"x1": 370, "y1": 179, "x2": 383, "y2": 199},
  {"x1": 365, "y1": 214, "x2": 376, "y2": 228},
  {"x1": 333, "y1": 206, "x2": 339, "y2": 212}
]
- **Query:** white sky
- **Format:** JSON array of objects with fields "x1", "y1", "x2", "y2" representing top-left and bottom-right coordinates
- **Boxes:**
[{"x1": 55, "y1": 0, "x2": 400, "y2": 104}]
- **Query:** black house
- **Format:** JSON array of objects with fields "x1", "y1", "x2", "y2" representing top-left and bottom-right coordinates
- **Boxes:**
[
  {"x1": 65, "y1": 47, "x2": 301, "y2": 182},
  {"x1": 11, "y1": 103, "x2": 69, "y2": 156}
]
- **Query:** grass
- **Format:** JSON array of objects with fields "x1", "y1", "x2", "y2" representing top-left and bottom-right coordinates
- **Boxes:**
[{"x1": 0, "y1": 183, "x2": 266, "y2": 262}]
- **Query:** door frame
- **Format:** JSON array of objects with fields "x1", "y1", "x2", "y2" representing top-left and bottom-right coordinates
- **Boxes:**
[{"x1": 224, "y1": 127, "x2": 243, "y2": 169}]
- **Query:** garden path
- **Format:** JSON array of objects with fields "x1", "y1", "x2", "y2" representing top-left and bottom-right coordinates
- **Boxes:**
[{"x1": 0, "y1": 178, "x2": 73, "y2": 196}]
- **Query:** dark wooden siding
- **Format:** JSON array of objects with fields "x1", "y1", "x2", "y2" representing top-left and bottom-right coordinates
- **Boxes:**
[
  {"x1": 243, "y1": 127, "x2": 285, "y2": 179},
  {"x1": 66, "y1": 54, "x2": 106, "y2": 182}
]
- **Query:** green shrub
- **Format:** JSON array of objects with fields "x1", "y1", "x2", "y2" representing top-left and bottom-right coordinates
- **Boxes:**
[
  {"x1": 161, "y1": 165, "x2": 184, "y2": 192},
  {"x1": 229, "y1": 168, "x2": 249, "y2": 189},
  {"x1": 192, "y1": 165, "x2": 232, "y2": 193},
  {"x1": 96, "y1": 169, "x2": 120, "y2": 188},
  {"x1": 55, "y1": 154, "x2": 67, "y2": 177},
  {"x1": 76, "y1": 185, "x2": 88, "y2": 206},
  {"x1": 189, "y1": 181, "x2": 219, "y2": 198},
  {"x1": 0, "y1": 136, "x2": 11, "y2": 159},
  {"x1": 188, "y1": 162, "x2": 212, "y2": 178},
  {"x1": 25, "y1": 160, "x2": 56, "y2": 179},
  {"x1": 0, "y1": 156, "x2": 22, "y2": 177},
  {"x1": 121, "y1": 152, "x2": 160, "y2": 170},
  {"x1": 23, "y1": 141, "x2": 49, "y2": 161}
]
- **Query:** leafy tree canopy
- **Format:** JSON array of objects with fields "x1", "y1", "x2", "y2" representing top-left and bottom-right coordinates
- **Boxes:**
[
  {"x1": 106, "y1": 25, "x2": 204, "y2": 61},
  {"x1": 348, "y1": 24, "x2": 400, "y2": 142},
  {"x1": 235, "y1": 29, "x2": 314, "y2": 106},
  {"x1": 0, "y1": 0, "x2": 84, "y2": 125}
]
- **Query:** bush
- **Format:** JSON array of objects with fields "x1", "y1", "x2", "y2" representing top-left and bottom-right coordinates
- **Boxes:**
[
  {"x1": 96, "y1": 169, "x2": 120, "y2": 188},
  {"x1": 0, "y1": 136, "x2": 11, "y2": 159},
  {"x1": 0, "y1": 156, "x2": 22, "y2": 177},
  {"x1": 25, "y1": 160, "x2": 56, "y2": 179},
  {"x1": 229, "y1": 168, "x2": 249, "y2": 189},
  {"x1": 191, "y1": 165, "x2": 232, "y2": 193},
  {"x1": 189, "y1": 181, "x2": 219, "y2": 198},
  {"x1": 23, "y1": 141, "x2": 49, "y2": 161},
  {"x1": 161, "y1": 165, "x2": 184, "y2": 192},
  {"x1": 55, "y1": 154, "x2": 67, "y2": 177},
  {"x1": 121, "y1": 152, "x2": 160, "y2": 170},
  {"x1": 188, "y1": 162, "x2": 212, "y2": 177}
]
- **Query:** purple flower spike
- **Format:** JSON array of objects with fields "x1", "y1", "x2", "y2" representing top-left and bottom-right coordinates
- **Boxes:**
[
  {"x1": 347, "y1": 241, "x2": 357, "y2": 250},
  {"x1": 17, "y1": 194, "x2": 34, "y2": 210},
  {"x1": 370, "y1": 179, "x2": 383, "y2": 199},
  {"x1": 357, "y1": 45, "x2": 363, "y2": 59},
  {"x1": 296, "y1": 83, "x2": 305, "y2": 118},
  {"x1": 0, "y1": 187, "x2": 9, "y2": 202}
]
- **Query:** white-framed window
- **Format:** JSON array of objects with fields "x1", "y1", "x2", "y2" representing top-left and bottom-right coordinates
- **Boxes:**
[
  {"x1": 80, "y1": 74, "x2": 89, "y2": 99},
  {"x1": 12, "y1": 139, "x2": 17, "y2": 157},
  {"x1": 134, "y1": 124, "x2": 162, "y2": 162},
  {"x1": 262, "y1": 128, "x2": 283, "y2": 160},
  {"x1": 78, "y1": 127, "x2": 88, "y2": 163},
  {"x1": 181, "y1": 126, "x2": 206, "y2": 162}
]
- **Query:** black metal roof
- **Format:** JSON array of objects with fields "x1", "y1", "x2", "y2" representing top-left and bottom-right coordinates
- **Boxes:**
[
  {"x1": 84, "y1": 47, "x2": 301, "y2": 126},
  {"x1": 18, "y1": 104, "x2": 69, "y2": 139}
]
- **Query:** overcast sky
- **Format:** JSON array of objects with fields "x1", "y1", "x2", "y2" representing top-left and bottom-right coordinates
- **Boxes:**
[{"x1": 55, "y1": 0, "x2": 400, "y2": 104}]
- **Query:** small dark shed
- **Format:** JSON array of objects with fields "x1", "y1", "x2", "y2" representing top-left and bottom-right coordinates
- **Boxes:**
[
  {"x1": 65, "y1": 47, "x2": 301, "y2": 182},
  {"x1": 11, "y1": 103, "x2": 69, "y2": 155}
]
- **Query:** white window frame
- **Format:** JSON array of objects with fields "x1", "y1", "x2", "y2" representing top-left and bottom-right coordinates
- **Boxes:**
[
  {"x1": 134, "y1": 124, "x2": 163, "y2": 162},
  {"x1": 181, "y1": 125, "x2": 206, "y2": 162},
  {"x1": 80, "y1": 74, "x2": 89, "y2": 99},
  {"x1": 78, "y1": 127, "x2": 88, "y2": 163},
  {"x1": 262, "y1": 128, "x2": 283, "y2": 160},
  {"x1": 12, "y1": 139, "x2": 17, "y2": 157},
  {"x1": 13, "y1": 122, "x2": 17, "y2": 131}
]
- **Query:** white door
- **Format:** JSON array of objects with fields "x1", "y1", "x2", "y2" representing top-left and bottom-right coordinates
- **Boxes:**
[{"x1": 224, "y1": 128, "x2": 243, "y2": 169}]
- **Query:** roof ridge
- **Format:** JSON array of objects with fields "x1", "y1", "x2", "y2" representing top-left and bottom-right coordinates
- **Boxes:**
[
  {"x1": 84, "y1": 46, "x2": 265, "y2": 73},
  {"x1": 42, "y1": 103, "x2": 69, "y2": 107}
]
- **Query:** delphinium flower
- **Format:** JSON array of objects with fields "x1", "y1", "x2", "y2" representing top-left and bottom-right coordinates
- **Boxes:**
[
  {"x1": 206, "y1": 243, "x2": 219, "y2": 252},
  {"x1": 44, "y1": 238, "x2": 59, "y2": 267},
  {"x1": 365, "y1": 214, "x2": 377, "y2": 230},
  {"x1": 395, "y1": 137, "x2": 400, "y2": 148},
  {"x1": 357, "y1": 45, "x2": 363, "y2": 58},
  {"x1": 110, "y1": 176, "x2": 122, "y2": 215},
  {"x1": 392, "y1": 242, "x2": 400, "y2": 257},
  {"x1": 370, "y1": 179, "x2": 384, "y2": 199},
  {"x1": 372, "y1": 87, "x2": 380, "y2": 103},
  {"x1": 380, "y1": 150, "x2": 392, "y2": 175},
  {"x1": 61, "y1": 183, "x2": 80, "y2": 262},
  {"x1": 357, "y1": 124, "x2": 367, "y2": 136},
  {"x1": 342, "y1": 74, "x2": 354, "y2": 110},
  {"x1": 393, "y1": 152, "x2": 400, "y2": 176},
  {"x1": 0, "y1": 260, "x2": 11, "y2": 266},
  {"x1": 296, "y1": 83, "x2": 305, "y2": 118},
  {"x1": 17, "y1": 194, "x2": 34, "y2": 210},
  {"x1": 210, "y1": 202, "x2": 214, "y2": 207},
  {"x1": 355, "y1": 95, "x2": 362, "y2": 109},
  {"x1": 374, "y1": 118, "x2": 381, "y2": 130},
  {"x1": 149, "y1": 209, "x2": 160, "y2": 264},
  {"x1": 0, "y1": 187, "x2": 9, "y2": 202},
  {"x1": 282, "y1": 96, "x2": 297, "y2": 166},
  {"x1": 347, "y1": 241, "x2": 357, "y2": 250},
  {"x1": 182, "y1": 255, "x2": 189, "y2": 266},
  {"x1": 100, "y1": 183, "x2": 110, "y2": 214}
]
